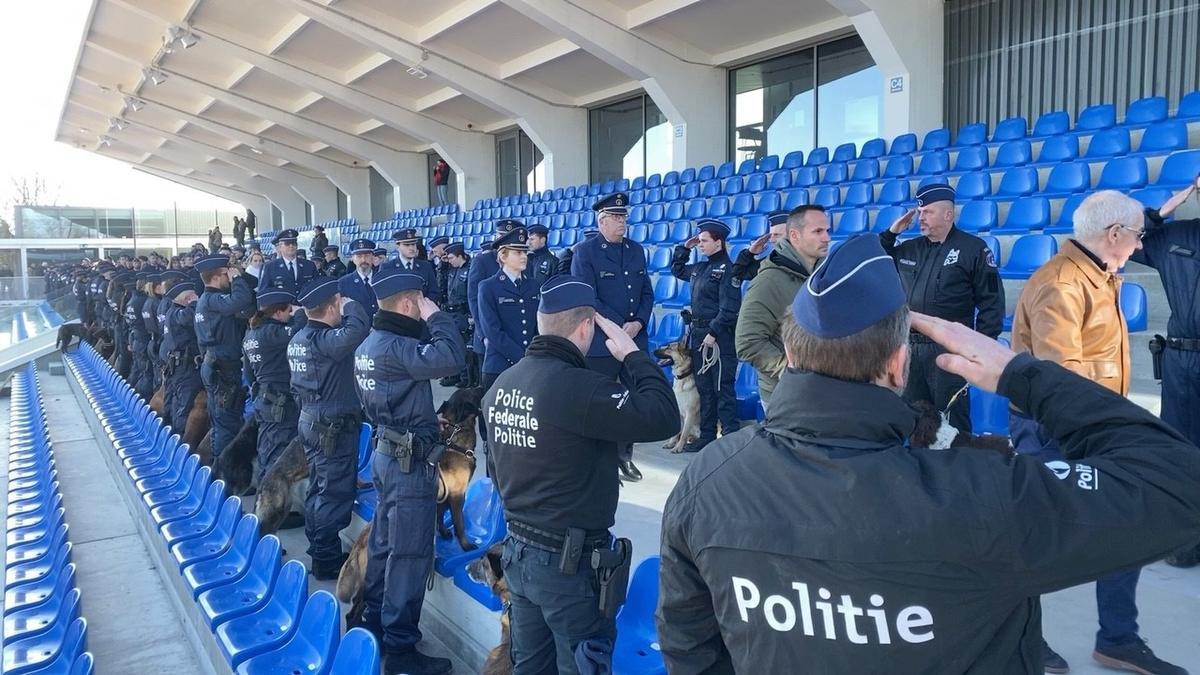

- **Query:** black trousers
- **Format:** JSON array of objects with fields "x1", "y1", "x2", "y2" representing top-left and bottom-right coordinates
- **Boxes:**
[{"x1": 903, "y1": 340, "x2": 971, "y2": 432}]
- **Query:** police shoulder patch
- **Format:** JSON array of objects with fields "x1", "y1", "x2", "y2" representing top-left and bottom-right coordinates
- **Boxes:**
[{"x1": 983, "y1": 248, "x2": 997, "y2": 268}]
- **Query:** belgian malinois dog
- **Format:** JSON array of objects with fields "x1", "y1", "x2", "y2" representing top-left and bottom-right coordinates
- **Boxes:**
[
  {"x1": 255, "y1": 435, "x2": 308, "y2": 537},
  {"x1": 210, "y1": 417, "x2": 259, "y2": 495},
  {"x1": 468, "y1": 543, "x2": 512, "y2": 675},
  {"x1": 653, "y1": 339, "x2": 701, "y2": 453}
]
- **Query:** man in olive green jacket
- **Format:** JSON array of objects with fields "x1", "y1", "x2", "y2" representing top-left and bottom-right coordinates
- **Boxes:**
[{"x1": 735, "y1": 206, "x2": 831, "y2": 406}]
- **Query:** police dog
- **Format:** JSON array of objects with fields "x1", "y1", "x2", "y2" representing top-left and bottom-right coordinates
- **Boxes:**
[
  {"x1": 909, "y1": 400, "x2": 1013, "y2": 456},
  {"x1": 148, "y1": 381, "x2": 166, "y2": 418},
  {"x1": 468, "y1": 543, "x2": 512, "y2": 675},
  {"x1": 653, "y1": 339, "x2": 701, "y2": 453},
  {"x1": 337, "y1": 526, "x2": 370, "y2": 626},
  {"x1": 210, "y1": 416, "x2": 259, "y2": 496},
  {"x1": 181, "y1": 389, "x2": 210, "y2": 457},
  {"x1": 56, "y1": 323, "x2": 92, "y2": 353},
  {"x1": 255, "y1": 435, "x2": 308, "y2": 536}
]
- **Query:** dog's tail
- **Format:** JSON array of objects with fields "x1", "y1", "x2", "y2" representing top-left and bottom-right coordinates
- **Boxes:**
[{"x1": 335, "y1": 525, "x2": 371, "y2": 603}]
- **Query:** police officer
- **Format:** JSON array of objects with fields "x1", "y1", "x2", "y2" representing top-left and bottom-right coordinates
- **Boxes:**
[
  {"x1": 243, "y1": 289, "x2": 304, "y2": 484},
  {"x1": 163, "y1": 277, "x2": 204, "y2": 435},
  {"x1": 486, "y1": 275, "x2": 679, "y2": 674},
  {"x1": 478, "y1": 226, "x2": 541, "y2": 390},
  {"x1": 354, "y1": 270, "x2": 465, "y2": 675},
  {"x1": 440, "y1": 242, "x2": 472, "y2": 387},
  {"x1": 468, "y1": 222, "x2": 519, "y2": 388},
  {"x1": 194, "y1": 253, "x2": 256, "y2": 458},
  {"x1": 154, "y1": 271, "x2": 187, "y2": 413},
  {"x1": 258, "y1": 229, "x2": 318, "y2": 294},
  {"x1": 323, "y1": 245, "x2": 348, "y2": 278},
  {"x1": 384, "y1": 228, "x2": 440, "y2": 303},
  {"x1": 671, "y1": 218, "x2": 742, "y2": 452},
  {"x1": 373, "y1": 247, "x2": 388, "y2": 271},
  {"x1": 657, "y1": 233, "x2": 1200, "y2": 673},
  {"x1": 339, "y1": 238, "x2": 380, "y2": 318},
  {"x1": 571, "y1": 193, "x2": 655, "y2": 481},
  {"x1": 73, "y1": 269, "x2": 93, "y2": 325},
  {"x1": 427, "y1": 235, "x2": 451, "y2": 301},
  {"x1": 881, "y1": 183, "x2": 1003, "y2": 431},
  {"x1": 731, "y1": 210, "x2": 789, "y2": 282},
  {"x1": 288, "y1": 276, "x2": 370, "y2": 579},
  {"x1": 126, "y1": 271, "x2": 154, "y2": 400},
  {"x1": 526, "y1": 223, "x2": 555, "y2": 284}
]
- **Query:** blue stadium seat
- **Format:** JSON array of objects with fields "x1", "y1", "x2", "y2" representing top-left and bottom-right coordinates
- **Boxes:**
[
  {"x1": 956, "y1": 122, "x2": 988, "y2": 145},
  {"x1": 782, "y1": 151, "x2": 804, "y2": 169},
  {"x1": 707, "y1": 196, "x2": 729, "y2": 218},
  {"x1": 614, "y1": 557, "x2": 666, "y2": 675},
  {"x1": 1035, "y1": 134, "x2": 1079, "y2": 164},
  {"x1": 197, "y1": 535, "x2": 283, "y2": 630},
  {"x1": 1043, "y1": 161, "x2": 1091, "y2": 196},
  {"x1": 328, "y1": 628, "x2": 380, "y2": 675},
  {"x1": 627, "y1": 205, "x2": 645, "y2": 225},
  {"x1": 716, "y1": 161, "x2": 735, "y2": 178},
  {"x1": 950, "y1": 146, "x2": 989, "y2": 173},
  {"x1": 833, "y1": 209, "x2": 869, "y2": 239},
  {"x1": 916, "y1": 151, "x2": 949, "y2": 176},
  {"x1": 851, "y1": 159, "x2": 879, "y2": 182},
  {"x1": 843, "y1": 183, "x2": 873, "y2": 208},
  {"x1": 883, "y1": 155, "x2": 913, "y2": 178},
  {"x1": 1096, "y1": 156, "x2": 1148, "y2": 189},
  {"x1": 1121, "y1": 282, "x2": 1148, "y2": 332},
  {"x1": 876, "y1": 179, "x2": 910, "y2": 205},
  {"x1": 1077, "y1": 102, "x2": 1116, "y2": 131},
  {"x1": 1031, "y1": 110, "x2": 1070, "y2": 138},
  {"x1": 646, "y1": 222, "x2": 669, "y2": 244},
  {"x1": 739, "y1": 214, "x2": 769, "y2": 242},
  {"x1": 991, "y1": 116, "x2": 1028, "y2": 142},
  {"x1": 970, "y1": 386, "x2": 1011, "y2": 436},
  {"x1": 648, "y1": 247, "x2": 672, "y2": 272},
  {"x1": 890, "y1": 133, "x2": 917, "y2": 155},
  {"x1": 996, "y1": 196, "x2": 1050, "y2": 234},
  {"x1": 678, "y1": 167, "x2": 695, "y2": 183},
  {"x1": 661, "y1": 280, "x2": 691, "y2": 310},
  {"x1": 812, "y1": 186, "x2": 840, "y2": 209},
  {"x1": 759, "y1": 155, "x2": 780, "y2": 172},
  {"x1": 729, "y1": 193, "x2": 754, "y2": 216},
  {"x1": 1084, "y1": 128, "x2": 1131, "y2": 158},
  {"x1": 994, "y1": 140, "x2": 1032, "y2": 167},
  {"x1": 668, "y1": 220, "x2": 691, "y2": 242},
  {"x1": 768, "y1": 170, "x2": 792, "y2": 190},
  {"x1": 737, "y1": 158, "x2": 756, "y2": 175},
  {"x1": 1128, "y1": 187, "x2": 1172, "y2": 210},
  {"x1": 644, "y1": 203, "x2": 665, "y2": 222},
  {"x1": 781, "y1": 188, "x2": 808, "y2": 210},
  {"x1": 216, "y1": 560, "x2": 309, "y2": 667},
  {"x1": 1046, "y1": 193, "x2": 1084, "y2": 234},
  {"x1": 171, "y1": 497, "x2": 242, "y2": 569},
  {"x1": 806, "y1": 147, "x2": 830, "y2": 166},
  {"x1": 182, "y1": 514, "x2": 260, "y2": 597},
  {"x1": 662, "y1": 184, "x2": 681, "y2": 201},
  {"x1": 653, "y1": 275, "x2": 677, "y2": 303},
  {"x1": 755, "y1": 191, "x2": 780, "y2": 214},
  {"x1": 4, "y1": 616, "x2": 86, "y2": 675},
  {"x1": 921, "y1": 128, "x2": 951, "y2": 151},
  {"x1": 684, "y1": 199, "x2": 705, "y2": 220},
  {"x1": 860, "y1": 138, "x2": 886, "y2": 158},
  {"x1": 664, "y1": 201, "x2": 685, "y2": 220},
  {"x1": 1156, "y1": 150, "x2": 1200, "y2": 187},
  {"x1": 1000, "y1": 234, "x2": 1059, "y2": 279},
  {"x1": 821, "y1": 162, "x2": 848, "y2": 184},
  {"x1": 651, "y1": 313, "x2": 683, "y2": 348},
  {"x1": 996, "y1": 166, "x2": 1039, "y2": 198},
  {"x1": 1136, "y1": 120, "x2": 1188, "y2": 154},
  {"x1": 793, "y1": 166, "x2": 819, "y2": 187},
  {"x1": 955, "y1": 173, "x2": 992, "y2": 199},
  {"x1": 832, "y1": 142, "x2": 857, "y2": 162},
  {"x1": 631, "y1": 176, "x2": 645, "y2": 191},
  {"x1": 701, "y1": 180, "x2": 720, "y2": 198},
  {"x1": 722, "y1": 177, "x2": 743, "y2": 195},
  {"x1": 234, "y1": 591, "x2": 340, "y2": 675},
  {"x1": 1178, "y1": 91, "x2": 1200, "y2": 119},
  {"x1": 1125, "y1": 95, "x2": 1168, "y2": 127},
  {"x1": 655, "y1": 172, "x2": 671, "y2": 187},
  {"x1": 681, "y1": 181, "x2": 700, "y2": 199},
  {"x1": 697, "y1": 165, "x2": 715, "y2": 181},
  {"x1": 979, "y1": 235, "x2": 1002, "y2": 267},
  {"x1": 957, "y1": 200, "x2": 997, "y2": 233},
  {"x1": 744, "y1": 173, "x2": 766, "y2": 192},
  {"x1": 434, "y1": 479, "x2": 507, "y2": 575}
]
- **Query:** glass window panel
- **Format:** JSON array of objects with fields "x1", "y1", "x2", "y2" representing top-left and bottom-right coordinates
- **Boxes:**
[
  {"x1": 520, "y1": 132, "x2": 545, "y2": 194},
  {"x1": 731, "y1": 49, "x2": 815, "y2": 164},
  {"x1": 589, "y1": 97, "x2": 644, "y2": 183},
  {"x1": 817, "y1": 35, "x2": 883, "y2": 150},
  {"x1": 497, "y1": 134, "x2": 520, "y2": 197}
]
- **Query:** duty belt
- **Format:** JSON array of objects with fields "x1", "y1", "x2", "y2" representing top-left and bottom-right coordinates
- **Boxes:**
[
  {"x1": 507, "y1": 520, "x2": 610, "y2": 554},
  {"x1": 1167, "y1": 337, "x2": 1200, "y2": 351},
  {"x1": 203, "y1": 354, "x2": 241, "y2": 371},
  {"x1": 374, "y1": 425, "x2": 441, "y2": 472}
]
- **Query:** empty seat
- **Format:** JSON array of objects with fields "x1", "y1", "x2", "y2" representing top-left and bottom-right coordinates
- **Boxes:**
[
  {"x1": 1043, "y1": 161, "x2": 1091, "y2": 196},
  {"x1": 890, "y1": 133, "x2": 917, "y2": 155},
  {"x1": 721, "y1": 177, "x2": 743, "y2": 195},
  {"x1": 613, "y1": 556, "x2": 665, "y2": 675},
  {"x1": 1121, "y1": 282, "x2": 1148, "y2": 332},
  {"x1": 744, "y1": 173, "x2": 766, "y2": 192},
  {"x1": 956, "y1": 122, "x2": 988, "y2": 145},
  {"x1": 729, "y1": 193, "x2": 754, "y2": 216},
  {"x1": 970, "y1": 385, "x2": 1011, "y2": 436},
  {"x1": 1032, "y1": 110, "x2": 1071, "y2": 137},
  {"x1": 994, "y1": 140, "x2": 1032, "y2": 167},
  {"x1": 216, "y1": 560, "x2": 309, "y2": 667},
  {"x1": 872, "y1": 205, "x2": 905, "y2": 233},
  {"x1": 182, "y1": 515, "x2": 261, "y2": 597},
  {"x1": 876, "y1": 179, "x2": 911, "y2": 205},
  {"x1": 1125, "y1": 95, "x2": 1168, "y2": 126},
  {"x1": 921, "y1": 128, "x2": 951, "y2": 151},
  {"x1": 697, "y1": 165, "x2": 715, "y2": 181},
  {"x1": 768, "y1": 170, "x2": 792, "y2": 190},
  {"x1": 832, "y1": 142, "x2": 857, "y2": 162},
  {"x1": 716, "y1": 161, "x2": 735, "y2": 178},
  {"x1": 996, "y1": 166, "x2": 1039, "y2": 198},
  {"x1": 821, "y1": 162, "x2": 848, "y2": 184},
  {"x1": 990, "y1": 116, "x2": 1028, "y2": 142},
  {"x1": 1036, "y1": 134, "x2": 1080, "y2": 163},
  {"x1": 916, "y1": 151, "x2": 949, "y2": 175},
  {"x1": 679, "y1": 167, "x2": 696, "y2": 182},
  {"x1": 738, "y1": 214, "x2": 769, "y2": 242},
  {"x1": 737, "y1": 158, "x2": 756, "y2": 175},
  {"x1": 328, "y1": 628, "x2": 380, "y2": 675},
  {"x1": 1096, "y1": 156, "x2": 1148, "y2": 190},
  {"x1": 646, "y1": 222, "x2": 669, "y2": 244},
  {"x1": 662, "y1": 184, "x2": 681, "y2": 201},
  {"x1": 1084, "y1": 128, "x2": 1131, "y2": 158},
  {"x1": 1137, "y1": 120, "x2": 1188, "y2": 154},
  {"x1": 650, "y1": 313, "x2": 683, "y2": 347},
  {"x1": 860, "y1": 138, "x2": 886, "y2": 158},
  {"x1": 648, "y1": 247, "x2": 673, "y2": 272},
  {"x1": 1000, "y1": 234, "x2": 1059, "y2": 279},
  {"x1": 793, "y1": 166, "x2": 819, "y2": 187},
  {"x1": 197, "y1": 535, "x2": 283, "y2": 629},
  {"x1": 653, "y1": 276, "x2": 677, "y2": 303},
  {"x1": 1077, "y1": 103, "x2": 1116, "y2": 131},
  {"x1": 950, "y1": 146, "x2": 989, "y2": 173},
  {"x1": 781, "y1": 151, "x2": 804, "y2": 169},
  {"x1": 842, "y1": 183, "x2": 874, "y2": 208},
  {"x1": 1157, "y1": 150, "x2": 1200, "y2": 186},
  {"x1": 1128, "y1": 187, "x2": 1172, "y2": 210},
  {"x1": 759, "y1": 155, "x2": 780, "y2": 172},
  {"x1": 781, "y1": 188, "x2": 809, "y2": 210},
  {"x1": 883, "y1": 155, "x2": 913, "y2": 178},
  {"x1": 707, "y1": 197, "x2": 730, "y2": 218},
  {"x1": 833, "y1": 209, "x2": 869, "y2": 238},
  {"x1": 234, "y1": 591, "x2": 340, "y2": 675},
  {"x1": 684, "y1": 199, "x2": 705, "y2": 220},
  {"x1": 996, "y1": 197, "x2": 1050, "y2": 234},
  {"x1": 700, "y1": 180, "x2": 720, "y2": 197},
  {"x1": 755, "y1": 191, "x2": 780, "y2": 214},
  {"x1": 1178, "y1": 91, "x2": 1200, "y2": 119},
  {"x1": 812, "y1": 186, "x2": 840, "y2": 209},
  {"x1": 851, "y1": 159, "x2": 880, "y2": 182},
  {"x1": 957, "y1": 200, "x2": 998, "y2": 233},
  {"x1": 806, "y1": 147, "x2": 830, "y2": 166},
  {"x1": 955, "y1": 173, "x2": 992, "y2": 199},
  {"x1": 664, "y1": 201, "x2": 685, "y2": 220},
  {"x1": 680, "y1": 181, "x2": 700, "y2": 199}
]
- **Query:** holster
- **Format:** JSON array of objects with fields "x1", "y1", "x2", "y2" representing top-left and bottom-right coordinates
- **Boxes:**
[
  {"x1": 592, "y1": 538, "x2": 632, "y2": 619},
  {"x1": 1149, "y1": 334, "x2": 1166, "y2": 381},
  {"x1": 376, "y1": 426, "x2": 419, "y2": 472},
  {"x1": 260, "y1": 388, "x2": 289, "y2": 423},
  {"x1": 304, "y1": 414, "x2": 356, "y2": 458}
]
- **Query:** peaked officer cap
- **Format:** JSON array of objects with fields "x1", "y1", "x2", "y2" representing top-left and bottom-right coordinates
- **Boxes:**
[
  {"x1": 165, "y1": 280, "x2": 199, "y2": 300},
  {"x1": 592, "y1": 192, "x2": 629, "y2": 215},
  {"x1": 539, "y1": 275, "x2": 595, "y2": 313},
  {"x1": 159, "y1": 270, "x2": 188, "y2": 285},
  {"x1": 494, "y1": 227, "x2": 529, "y2": 251},
  {"x1": 445, "y1": 242, "x2": 465, "y2": 256},
  {"x1": 915, "y1": 183, "x2": 955, "y2": 206},
  {"x1": 428, "y1": 235, "x2": 450, "y2": 249},
  {"x1": 273, "y1": 229, "x2": 299, "y2": 244},
  {"x1": 373, "y1": 248, "x2": 387, "y2": 256},
  {"x1": 392, "y1": 228, "x2": 419, "y2": 243},
  {"x1": 792, "y1": 233, "x2": 906, "y2": 339},
  {"x1": 350, "y1": 238, "x2": 376, "y2": 255},
  {"x1": 256, "y1": 289, "x2": 296, "y2": 309},
  {"x1": 194, "y1": 254, "x2": 231, "y2": 273},
  {"x1": 494, "y1": 219, "x2": 523, "y2": 236},
  {"x1": 767, "y1": 210, "x2": 791, "y2": 227},
  {"x1": 323, "y1": 245, "x2": 340, "y2": 254},
  {"x1": 298, "y1": 276, "x2": 340, "y2": 310},
  {"x1": 527, "y1": 223, "x2": 549, "y2": 236},
  {"x1": 371, "y1": 270, "x2": 426, "y2": 300}
]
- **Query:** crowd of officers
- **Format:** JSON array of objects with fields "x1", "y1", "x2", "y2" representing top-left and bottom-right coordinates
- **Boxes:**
[{"x1": 42, "y1": 175, "x2": 1200, "y2": 674}]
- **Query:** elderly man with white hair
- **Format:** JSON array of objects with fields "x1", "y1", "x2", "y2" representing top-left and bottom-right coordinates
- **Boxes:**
[{"x1": 1010, "y1": 189, "x2": 1185, "y2": 675}]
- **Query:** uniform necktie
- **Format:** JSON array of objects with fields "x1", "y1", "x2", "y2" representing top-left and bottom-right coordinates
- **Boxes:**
[{"x1": 288, "y1": 261, "x2": 295, "y2": 280}]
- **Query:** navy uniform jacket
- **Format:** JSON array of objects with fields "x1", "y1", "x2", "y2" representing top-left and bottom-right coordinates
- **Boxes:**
[
  {"x1": 659, "y1": 355, "x2": 1200, "y2": 674},
  {"x1": 477, "y1": 271, "x2": 540, "y2": 374},
  {"x1": 195, "y1": 277, "x2": 255, "y2": 361},
  {"x1": 243, "y1": 318, "x2": 297, "y2": 392},
  {"x1": 467, "y1": 252, "x2": 500, "y2": 352},
  {"x1": 526, "y1": 247, "x2": 556, "y2": 286},
  {"x1": 288, "y1": 301, "x2": 370, "y2": 416},
  {"x1": 257, "y1": 256, "x2": 318, "y2": 295},
  {"x1": 435, "y1": 259, "x2": 451, "y2": 301},
  {"x1": 324, "y1": 258, "x2": 348, "y2": 278},
  {"x1": 571, "y1": 235, "x2": 655, "y2": 356},
  {"x1": 167, "y1": 302, "x2": 199, "y2": 360},
  {"x1": 671, "y1": 247, "x2": 742, "y2": 352},
  {"x1": 142, "y1": 294, "x2": 161, "y2": 353},
  {"x1": 338, "y1": 271, "x2": 379, "y2": 318},
  {"x1": 382, "y1": 257, "x2": 441, "y2": 303},
  {"x1": 354, "y1": 311, "x2": 465, "y2": 451},
  {"x1": 126, "y1": 292, "x2": 149, "y2": 344},
  {"x1": 880, "y1": 226, "x2": 1004, "y2": 338},
  {"x1": 156, "y1": 297, "x2": 174, "y2": 362},
  {"x1": 446, "y1": 263, "x2": 470, "y2": 309},
  {"x1": 1138, "y1": 209, "x2": 1200, "y2": 337}
]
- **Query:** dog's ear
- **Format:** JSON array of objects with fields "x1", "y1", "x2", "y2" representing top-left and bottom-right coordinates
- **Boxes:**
[{"x1": 436, "y1": 399, "x2": 448, "y2": 416}]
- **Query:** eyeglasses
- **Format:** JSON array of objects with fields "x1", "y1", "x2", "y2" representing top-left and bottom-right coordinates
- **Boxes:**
[{"x1": 1109, "y1": 223, "x2": 1146, "y2": 241}]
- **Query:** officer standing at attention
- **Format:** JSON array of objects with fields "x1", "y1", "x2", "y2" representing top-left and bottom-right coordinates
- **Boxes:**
[
  {"x1": 477, "y1": 226, "x2": 541, "y2": 391},
  {"x1": 670, "y1": 219, "x2": 742, "y2": 452},
  {"x1": 288, "y1": 276, "x2": 371, "y2": 579},
  {"x1": 486, "y1": 275, "x2": 679, "y2": 674},
  {"x1": 881, "y1": 183, "x2": 1003, "y2": 431},
  {"x1": 468, "y1": 223, "x2": 517, "y2": 388},
  {"x1": 571, "y1": 193, "x2": 655, "y2": 481},
  {"x1": 323, "y1": 245, "x2": 348, "y2": 278},
  {"x1": 194, "y1": 253, "x2": 257, "y2": 458},
  {"x1": 384, "y1": 228, "x2": 440, "y2": 303},
  {"x1": 127, "y1": 271, "x2": 154, "y2": 400},
  {"x1": 243, "y1": 289, "x2": 304, "y2": 484},
  {"x1": 258, "y1": 229, "x2": 317, "y2": 294},
  {"x1": 730, "y1": 211, "x2": 789, "y2": 282},
  {"x1": 142, "y1": 271, "x2": 164, "y2": 396},
  {"x1": 354, "y1": 270, "x2": 465, "y2": 675},
  {"x1": 656, "y1": 233, "x2": 1200, "y2": 673},
  {"x1": 427, "y1": 235, "x2": 451, "y2": 301},
  {"x1": 339, "y1": 238, "x2": 380, "y2": 318},
  {"x1": 526, "y1": 223, "x2": 555, "y2": 284},
  {"x1": 156, "y1": 270, "x2": 187, "y2": 417},
  {"x1": 164, "y1": 277, "x2": 204, "y2": 435},
  {"x1": 440, "y1": 242, "x2": 472, "y2": 387}
]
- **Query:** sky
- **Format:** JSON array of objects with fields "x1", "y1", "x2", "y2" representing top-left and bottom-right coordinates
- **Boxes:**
[{"x1": 0, "y1": 1, "x2": 240, "y2": 216}]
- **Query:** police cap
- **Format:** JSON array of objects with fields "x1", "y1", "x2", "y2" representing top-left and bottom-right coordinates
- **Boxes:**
[
  {"x1": 159, "y1": 270, "x2": 188, "y2": 286},
  {"x1": 592, "y1": 192, "x2": 629, "y2": 216},
  {"x1": 273, "y1": 229, "x2": 299, "y2": 245},
  {"x1": 256, "y1": 289, "x2": 296, "y2": 309},
  {"x1": 193, "y1": 254, "x2": 231, "y2": 273},
  {"x1": 494, "y1": 227, "x2": 529, "y2": 251},
  {"x1": 792, "y1": 233, "x2": 906, "y2": 339},
  {"x1": 696, "y1": 218, "x2": 731, "y2": 239},
  {"x1": 350, "y1": 238, "x2": 376, "y2": 255},
  {"x1": 494, "y1": 219, "x2": 523, "y2": 236},
  {"x1": 767, "y1": 210, "x2": 791, "y2": 227},
  {"x1": 445, "y1": 242, "x2": 465, "y2": 257},
  {"x1": 428, "y1": 235, "x2": 450, "y2": 249},
  {"x1": 323, "y1": 245, "x2": 339, "y2": 254},
  {"x1": 539, "y1": 275, "x2": 595, "y2": 313},
  {"x1": 915, "y1": 183, "x2": 955, "y2": 207},
  {"x1": 165, "y1": 280, "x2": 199, "y2": 300},
  {"x1": 392, "y1": 228, "x2": 419, "y2": 244},
  {"x1": 298, "y1": 277, "x2": 339, "y2": 310},
  {"x1": 373, "y1": 247, "x2": 387, "y2": 257},
  {"x1": 371, "y1": 270, "x2": 426, "y2": 300},
  {"x1": 527, "y1": 223, "x2": 549, "y2": 237}
]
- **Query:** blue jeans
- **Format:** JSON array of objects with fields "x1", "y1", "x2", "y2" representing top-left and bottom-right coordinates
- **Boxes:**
[{"x1": 1009, "y1": 412, "x2": 1142, "y2": 648}]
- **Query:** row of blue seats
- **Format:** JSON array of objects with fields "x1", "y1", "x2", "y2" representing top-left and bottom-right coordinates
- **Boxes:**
[
  {"x1": 63, "y1": 345, "x2": 379, "y2": 675},
  {"x1": 3, "y1": 363, "x2": 95, "y2": 675}
]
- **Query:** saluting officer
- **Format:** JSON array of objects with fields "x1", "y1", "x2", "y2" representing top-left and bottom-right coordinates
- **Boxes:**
[
  {"x1": 731, "y1": 211, "x2": 789, "y2": 282},
  {"x1": 383, "y1": 228, "x2": 440, "y2": 303},
  {"x1": 881, "y1": 183, "x2": 1003, "y2": 431},
  {"x1": 338, "y1": 238, "x2": 380, "y2": 318},
  {"x1": 258, "y1": 229, "x2": 318, "y2": 294},
  {"x1": 427, "y1": 235, "x2": 451, "y2": 301},
  {"x1": 126, "y1": 271, "x2": 154, "y2": 400},
  {"x1": 194, "y1": 253, "x2": 257, "y2": 458},
  {"x1": 441, "y1": 242, "x2": 472, "y2": 387},
  {"x1": 243, "y1": 289, "x2": 304, "y2": 484},
  {"x1": 354, "y1": 270, "x2": 465, "y2": 675},
  {"x1": 486, "y1": 275, "x2": 679, "y2": 674},
  {"x1": 671, "y1": 218, "x2": 743, "y2": 452},
  {"x1": 141, "y1": 271, "x2": 165, "y2": 396},
  {"x1": 288, "y1": 276, "x2": 371, "y2": 579},
  {"x1": 478, "y1": 226, "x2": 541, "y2": 390},
  {"x1": 155, "y1": 270, "x2": 187, "y2": 415},
  {"x1": 163, "y1": 277, "x2": 204, "y2": 435},
  {"x1": 526, "y1": 223, "x2": 555, "y2": 284},
  {"x1": 323, "y1": 245, "x2": 348, "y2": 278},
  {"x1": 571, "y1": 193, "x2": 655, "y2": 481},
  {"x1": 658, "y1": 233, "x2": 1200, "y2": 673}
]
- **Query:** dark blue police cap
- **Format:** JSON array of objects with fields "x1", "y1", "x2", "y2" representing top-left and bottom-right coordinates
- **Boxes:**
[
  {"x1": 371, "y1": 270, "x2": 426, "y2": 300},
  {"x1": 915, "y1": 183, "x2": 955, "y2": 206},
  {"x1": 273, "y1": 229, "x2": 299, "y2": 244},
  {"x1": 527, "y1": 223, "x2": 549, "y2": 236},
  {"x1": 494, "y1": 227, "x2": 528, "y2": 251},
  {"x1": 428, "y1": 235, "x2": 450, "y2": 249},
  {"x1": 768, "y1": 211, "x2": 791, "y2": 227},
  {"x1": 257, "y1": 289, "x2": 296, "y2": 309},
  {"x1": 349, "y1": 238, "x2": 375, "y2": 255},
  {"x1": 165, "y1": 280, "x2": 199, "y2": 300},
  {"x1": 194, "y1": 254, "x2": 230, "y2": 273},
  {"x1": 159, "y1": 270, "x2": 188, "y2": 286},
  {"x1": 445, "y1": 242, "x2": 465, "y2": 256},
  {"x1": 298, "y1": 277, "x2": 339, "y2": 310},
  {"x1": 494, "y1": 219, "x2": 523, "y2": 235},
  {"x1": 392, "y1": 228, "x2": 419, "y2": 243},
  {"x1": 696, "y1": 218, "x2": 730, "y2": 239},
  {"x1": 373, "y1": 248, "x2": 387, "y2": 256},
  {"x1": 592, "y1": 192, "x2": 629, "y2": 215},
  {"x1": 792, "y1": 234, "x2": 907, "y2": 339},
  {"x1": 539, "y1": 275, "x2": 595, "y2": 313},
  {"x1": 323, "y1": 245, "x2": 339, "y2": 254},
  {"x1": 480, "y1": 240, "x2": 494, "y2": 252}
]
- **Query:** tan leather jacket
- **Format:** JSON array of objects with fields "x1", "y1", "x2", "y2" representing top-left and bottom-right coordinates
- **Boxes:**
[{"x1": 1011, "y1": 241, "x2": 1129, "y2": 396}]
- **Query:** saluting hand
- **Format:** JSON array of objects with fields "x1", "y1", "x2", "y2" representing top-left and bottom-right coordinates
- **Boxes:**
[
  {"x1": 889, "y1": 208, "x2": 916, "y2": 234},
  {"x1": 910, "y1": 312, "x2": 1015, "y2": 393},
  {"x1": 597, "y1": 313, "x2": 638, "y2": 362},
  {"x1": 748, "y1": 232, "x2": 770, "y2": 255},
  {"x1": 418, "y1": 296, "x2": 440, "y2": 321},
  {"x1": 683, "y1": 235, "x2": 700, "y2": 250},
  {"x1": 621, "y1": 320, "x2": 642, "y2": 339}
]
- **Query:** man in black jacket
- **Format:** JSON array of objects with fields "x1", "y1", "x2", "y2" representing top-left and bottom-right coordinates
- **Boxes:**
[
  {"x1": 658, "y1": 233, "x2": 1200, "y2": 674},
  {"x1": 487, "y1": 274, "x2": 679, "y2": 675}
]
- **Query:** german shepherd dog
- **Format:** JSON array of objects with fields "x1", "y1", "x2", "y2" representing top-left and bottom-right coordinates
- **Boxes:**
[
  {"x1": 468, "y1": 543, "x2": 512, "y2": 675},
  {"x1": 255, "y1": 434, "x2": 308, "y2": 536},
  {"x1": 336, "y1": 387, "x2": 485, "y2": 625},
  {"x1": 653, "y1": 339, "x2": 701, "y2": 453},
  {"x1": 210, "y1": 417, "x2": 259, "y2": 495},
  {"x1": 909, "y1": 400, "x2": 1013, "y2": 456},
  {"x1": 148, "y1": 382, "x2": 167, "y2": 418}
]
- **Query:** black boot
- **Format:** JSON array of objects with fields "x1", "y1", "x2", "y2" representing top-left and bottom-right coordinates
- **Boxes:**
[
  {"x1": 1042, "y1": 639, "x2": 1069, "y2": 674},
  {"x1": 309, "y1": 552, "x2": 349, "y2": 581},
  {"x1": 384, "y1": 648, "x2": 453, "y2": 675},
  {"x1": 618, "y1": 460, "x2": 642, "y2": 482},
  {"x1": 1093, "y1": 638, "x2": 1188, "y2": 675},
  {"x1": 1164, "y1": 541, "x2": 1200, "y2": 568},
  {"x1": 280, "y1": 512, "x2": 305, "y2": 530}
]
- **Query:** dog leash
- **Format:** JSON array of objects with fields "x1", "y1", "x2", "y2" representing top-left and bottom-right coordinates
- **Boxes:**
[
  {"x1": 697, "y1": 342, "x2": 722, "y2": 391},
  {"x1": 943, "y1": 383, "x2": 969, "y2": 416}
]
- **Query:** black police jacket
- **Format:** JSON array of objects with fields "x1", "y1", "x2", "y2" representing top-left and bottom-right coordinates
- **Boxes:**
[
  {"x1": 195, "y1": 278, "x2": 255, "y2": 361},
  {"x1": 1137, "y1": 209, "x2": 1200, "y2": 337},
  {"x1": 670, "y1": 246, "x2": 742, "y2": 351},
  {"x1": 243, "y1": 318, "x2": 295, "y2": 391},
  {"x1": 288, "y1": 301, "x2": 370, "y2": 416},
  {"x1": 486, "y1": 335, "x2": 680, "y2": 532},
  {"x1": 881, "y1": 226, "x2": 1004, "y2": 338},
  {"x1": 658, "y1": 355, "x2": 1200, "y2": 674}
]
